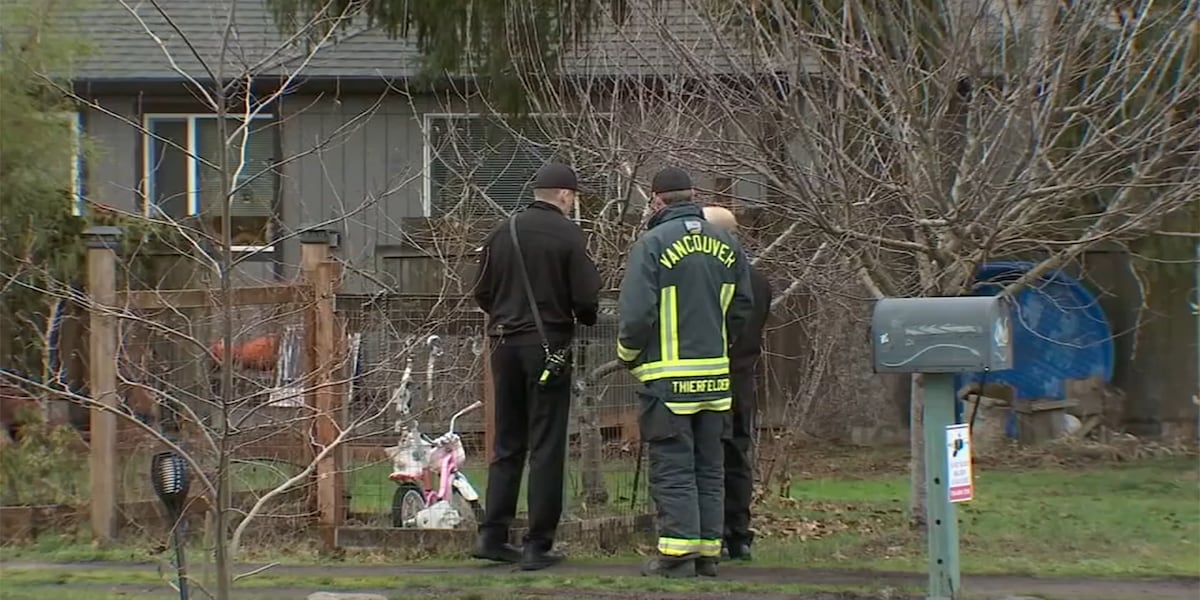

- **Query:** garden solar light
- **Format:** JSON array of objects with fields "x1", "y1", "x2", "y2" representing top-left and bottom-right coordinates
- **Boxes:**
[
  {"x1": 151, "y1": 450, "x2": 190, "y2": 513},
  {"x1": 151, "y1": 450, "x2": 191, "y2": 600}
]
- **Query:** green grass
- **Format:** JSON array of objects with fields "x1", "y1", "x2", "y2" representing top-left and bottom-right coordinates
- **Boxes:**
[
  {"x1": 3, "y1": 455, "x2": 1196, "y2": 581},
  {"x1": 0, "y1": 421, "x2": 645, "y2": 515},
  {"x1": 745, "y1": 456, "x2": 1200, "y2": 577},
  {"x1": 345, "y1": 459, "x2": 645, "y2": 515},
  {"x1": 0, "y1": 428, "x2": 319, "y2": 506}
]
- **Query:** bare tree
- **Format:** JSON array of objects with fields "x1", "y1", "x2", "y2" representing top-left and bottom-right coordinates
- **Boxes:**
[
  {"x1": 0, "y1": 1, "x2": 487, "y2": 598},
  {"x1": 460, "y1": 0, "x2": 1198, "y2": 522}
]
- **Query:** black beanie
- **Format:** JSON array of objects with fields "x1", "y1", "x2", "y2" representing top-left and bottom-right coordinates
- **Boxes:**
[
  {"x1": 651, "y1": 167, "x2": 692, "y2": 194},
  {"x1": 532, "y1": 162, "x2": 579, "y2": 191}
]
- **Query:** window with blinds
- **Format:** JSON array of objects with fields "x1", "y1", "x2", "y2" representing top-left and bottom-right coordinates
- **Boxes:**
[
  {"x1": 427, "y1": 115, "x2": 558, "y2": 218},
  {"x1": 196, "y1": 118, "x2": 278, "y2": 219},
  {"x1": 144, "y1": 115, "x2": 279, "y2": 250}
]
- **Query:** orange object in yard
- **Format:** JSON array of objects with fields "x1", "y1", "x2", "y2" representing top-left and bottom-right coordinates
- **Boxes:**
[{"x1": 210, "y1": 335, "x2": 279, "y2": 371}]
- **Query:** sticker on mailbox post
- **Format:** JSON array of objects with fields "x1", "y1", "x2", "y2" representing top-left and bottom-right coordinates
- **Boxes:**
[{"x1": 946, "y1": 424, "x2": 973, "y2": 503}]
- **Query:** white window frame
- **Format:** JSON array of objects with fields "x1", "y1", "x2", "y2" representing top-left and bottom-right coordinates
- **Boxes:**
[
  {"x1": 67, "y1": 112, "x2": 85, "y2": 216},
  {"x1": 37, "y1": 111, "x2": 85, "y2": 216},
  {"x1": 421, "y1": 112, "x2": 612, "y2": 220},
  {"x1": 140, "y1": 113, "x2": 278, "y2": 252}
]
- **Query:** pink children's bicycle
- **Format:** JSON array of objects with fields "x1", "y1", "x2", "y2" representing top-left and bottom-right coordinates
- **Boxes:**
[
  {"x1": 386, "y1": 399, "x2": 485, "y2": 528},
  {"x1": 385, "y1": 335, "x2": 485, "y2": 529}
]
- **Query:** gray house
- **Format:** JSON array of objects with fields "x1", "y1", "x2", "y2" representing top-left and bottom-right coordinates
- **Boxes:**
[
  {"x1": 61, "y1": 0, "x2": 755, "y2": 294},
  {"x1": 43, "y1": 0, "x2": 1200, "y2": 440}
]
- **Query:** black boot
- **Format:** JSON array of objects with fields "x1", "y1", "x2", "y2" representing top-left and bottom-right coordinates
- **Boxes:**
[
  {"x1": 696, "y1": 557, "x2": 719, "y2": 577},
  {"x1": 641, "y1": 554, "x2": 698, "y2": 578},
  {"x1": 725, "y1": 541, "x2": 752, "y2": 562},
  {"x1": 519, "y1": 544, "x2": 565, "y2": 571},
  {"x1": 471, "y1": 536, "x2": 521, "y2": 564}
]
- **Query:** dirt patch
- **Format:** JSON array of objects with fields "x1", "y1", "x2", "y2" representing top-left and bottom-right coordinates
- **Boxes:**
[
  {"x1": 762, "y1": 434, "x2": 1198, "y2": 483},
  {"x1": 768, "y1": 442, "x2": 910, "y2": 480},
  {"x1": 972, "y1": 435, "x2": 1197, "y2": 471},
  {"x1": 752, "y1": 498, "x2": 906, "y2": 543}
]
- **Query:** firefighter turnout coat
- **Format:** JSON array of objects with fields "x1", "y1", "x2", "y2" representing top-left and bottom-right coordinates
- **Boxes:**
[
  {"x1": 616, "y1": 201, "x2": 756, "y2": 565},
  {"x1": 616, "y1": 202, "x2": 755, "y2": 410}
]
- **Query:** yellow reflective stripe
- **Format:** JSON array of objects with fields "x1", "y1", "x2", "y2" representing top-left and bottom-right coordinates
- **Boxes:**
[
  {"x1": 659, "y1": 286, "x2": 679, "y2": 362},
  {"x1": 664, "y1": 397, "x2": 733, "y2": 414},
  {"x1": 697, "y1": 539, "x2": 722, "y2": 557},
  {"x1": 657, "y1": 537, "x2": 699, "y2": 556},
  {"x1": 719, "y1": 282, "x2": 735, "y2": 348},
  {"x1": 616, "y1": 341, "x2": 640, "y2": 362},
  {"x1": 631, "y1": 357, "x2": 729, "y2": 382}
]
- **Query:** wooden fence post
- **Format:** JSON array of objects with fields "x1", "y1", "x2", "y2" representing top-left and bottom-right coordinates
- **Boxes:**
[
  {"x1": 299, "y1": 228, "x2": 344, "y2": 553},
  {"x1": 84, "y1": 225, "x2": 122, "y2": 544},
  {"x1": 313, "y1": 260, "x2": 345, "y2": 552}
]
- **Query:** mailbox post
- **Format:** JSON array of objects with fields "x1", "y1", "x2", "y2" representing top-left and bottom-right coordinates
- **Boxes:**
[{"x1": 871, "y1": 296, "x2": 1014, "y2": 600}]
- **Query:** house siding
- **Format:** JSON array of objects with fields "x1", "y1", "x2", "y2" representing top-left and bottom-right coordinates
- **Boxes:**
[
  {"x1": 277, "y1": 94, "x2": 430, "y2": 293},
  {"x1": 79, "y1": 92, "x2": 439, "y2": 293}
]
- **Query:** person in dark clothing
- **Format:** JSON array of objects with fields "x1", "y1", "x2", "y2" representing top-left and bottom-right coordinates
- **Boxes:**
[
  {"x1": 471, "y1": 162, "x2": 602, "y2": 571},
  {"x1": 618, "y1": 168, "x2": 755, "y2": 579},
  {"x1": 702, "y1": 206, "x2": 773, "y2": 562}
]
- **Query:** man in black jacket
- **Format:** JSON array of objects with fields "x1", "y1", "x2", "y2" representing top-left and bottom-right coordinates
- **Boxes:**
[
  {"x1": 702, "y1": 206, "x2": 773, "y2": 562},
  {"x1": 471, "y1": 162, "x2": 602, "y2": 571}
]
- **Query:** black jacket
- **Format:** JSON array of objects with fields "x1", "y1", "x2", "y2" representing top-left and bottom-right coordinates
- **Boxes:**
[
  {"x1": 616, "y1": 202, "x2": 755, "y2": 413},
  {"x1": 729, "y1": 263, "x2": 773, "y2": 373},
  {"x1": 473, "y1": 201, "x2": 601, "y2": 344}
]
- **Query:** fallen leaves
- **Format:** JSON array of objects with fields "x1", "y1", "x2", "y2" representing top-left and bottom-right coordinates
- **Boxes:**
[{"x1": 751, "y1": 499, "x2": 905, "y2": 542}]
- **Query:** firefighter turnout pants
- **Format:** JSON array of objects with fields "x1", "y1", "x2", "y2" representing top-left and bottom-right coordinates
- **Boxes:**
[{"x1": 639, "y1": 391, "x2": 732, "y2": 562}]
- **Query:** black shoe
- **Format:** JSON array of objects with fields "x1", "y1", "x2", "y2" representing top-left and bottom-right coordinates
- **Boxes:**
[
  {"x1": 696, "y1": 557, "x2": 719, "y2": 577},
  {"x1": 641, "y1": 555, "x2": 697, "y2": 578},
  {"x1": 471, "y1": 539, "x2": 521, "y2": 563},
  {"x1": 519, "y1": 546, "x2": 565, "y2": 571},
  {"x1": 726, "y1": 542, "x2": 752, "y2": 562}
]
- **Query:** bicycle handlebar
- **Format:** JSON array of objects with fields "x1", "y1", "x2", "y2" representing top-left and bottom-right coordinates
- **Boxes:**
[{"x1": 448, "y1": 400, "x2": 484, "y2": 434}]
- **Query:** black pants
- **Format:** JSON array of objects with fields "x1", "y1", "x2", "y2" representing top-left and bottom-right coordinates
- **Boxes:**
[
  {"x1": 478, "y1": 339, "x2": 572, "y2": 551},
  {"x1": 722, "y1": 367, "x2": 756, "y2": 547}
]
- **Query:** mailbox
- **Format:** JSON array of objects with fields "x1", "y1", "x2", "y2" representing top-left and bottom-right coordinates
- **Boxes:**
[{"x1": 871, "y1": 296, "x2": 1013, "y2": 374}]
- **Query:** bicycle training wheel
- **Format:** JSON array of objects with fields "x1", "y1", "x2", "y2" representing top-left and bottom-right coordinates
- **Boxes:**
[{"x1": 391, "y1": 482, "x2": 425, "y2": 528}]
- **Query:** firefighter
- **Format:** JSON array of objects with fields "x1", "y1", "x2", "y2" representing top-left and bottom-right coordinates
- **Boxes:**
[
  {"x1": 617, "y1": 167, "x2": 755, "y2": 578},
  {"x1": 702, "y1": 205, "x2": 774, "y2": 562}
]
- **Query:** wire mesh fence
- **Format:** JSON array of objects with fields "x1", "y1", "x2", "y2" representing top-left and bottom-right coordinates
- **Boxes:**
[
  {"x1": 338, "y1": 293, "x2": 488, "y2": 525},
  {"x1": 99, "y1": 288, "x2": 648, "y2": 533},
  {"x1": 115, "y1": 296, "x2": 315, "y2": 514},
  {"x1": 339, "y1": 293, "x2": 651, "y2": 528},
  {"x1": 567, "y1": 301, "x2": 647, "y2": 518}
]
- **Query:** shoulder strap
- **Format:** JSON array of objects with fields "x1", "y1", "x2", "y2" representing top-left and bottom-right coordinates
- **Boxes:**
[{"x1": 507, "y1": 212, "x2": 550, "y2": 349}]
